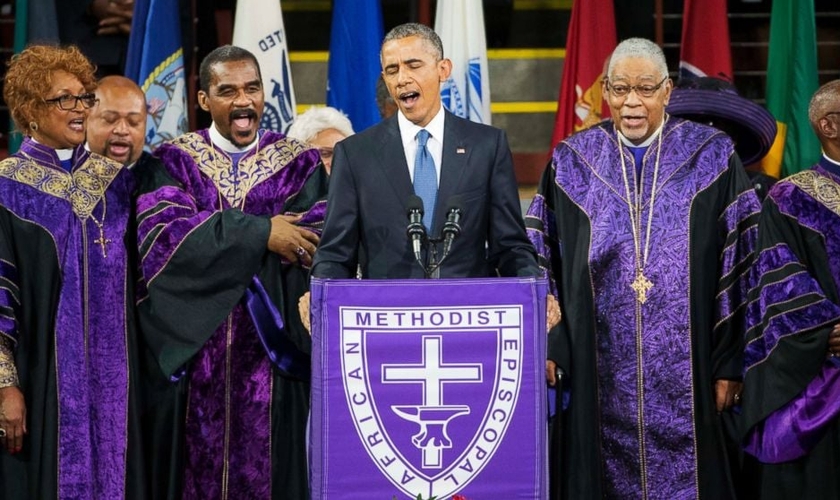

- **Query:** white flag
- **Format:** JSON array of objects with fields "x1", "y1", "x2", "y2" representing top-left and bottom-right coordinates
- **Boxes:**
[
  {"x1": 232, "y1": 0, "x2": 297, "y2": 133},
  {"x1": 434, "y1": 0, "x2": 492, "y2": 125}
]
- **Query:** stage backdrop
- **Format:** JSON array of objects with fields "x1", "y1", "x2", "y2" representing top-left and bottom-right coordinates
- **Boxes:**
[{"x1": 310, "y1": 277, "x2": 548, "y2": 499}]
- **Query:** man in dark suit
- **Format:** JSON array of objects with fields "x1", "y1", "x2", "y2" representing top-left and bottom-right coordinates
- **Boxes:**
[{"x1": 312, "y1": 23, "x2": 548, "y2": 283}]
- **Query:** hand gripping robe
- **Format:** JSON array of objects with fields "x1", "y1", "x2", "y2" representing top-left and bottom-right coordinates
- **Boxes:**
[
  {"x1": 741, "y1": 157, "x2": 840, "y2": 499},
  {"x1": 526, "y1": 118, "x2": 760, "y2": 499},
  {"x1": 136, "y1": 129, "x2": 327, "y2": 499},
  {"x1": 0, "y1": 138, "x2": 144, "y2": 499}
]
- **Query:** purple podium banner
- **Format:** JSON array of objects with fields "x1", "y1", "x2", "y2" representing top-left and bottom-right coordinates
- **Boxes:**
[{"x1": 309, "y1": 277, "x2": 548, "y2": 500}]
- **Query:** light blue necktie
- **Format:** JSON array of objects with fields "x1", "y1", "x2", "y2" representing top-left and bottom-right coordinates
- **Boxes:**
[{"x1": 413, "y1": 129, "x2": 437, "y2": 231}]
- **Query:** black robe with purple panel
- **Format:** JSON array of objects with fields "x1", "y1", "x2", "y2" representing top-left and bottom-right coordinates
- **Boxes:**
[
  {"x1": 526, "y1": 118, "x2": 760, "y2": 499},
  {"x1": 741, "y1": 158, "x2": 840, "y2": 499},
  {"x1": 0, "y1": 139, "x2": 145, "y2": 499},
  {"x1": 136, "y1": 129, "x2": 327, "y2": 500}
]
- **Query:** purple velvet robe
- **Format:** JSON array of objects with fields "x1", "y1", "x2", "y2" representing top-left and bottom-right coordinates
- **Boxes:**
[
  {"x1": 526, "y1": 118, "x2": 760, "y2": 499},
  {"x1": 741, "y1": 158, "x2": 840, "y2": 499},
  {"x1": 0, "y1": 138, "x2": 137, "y2": 499},
  {"x1": 136, "y1": 129, "x2": 326, "y2": 499}
]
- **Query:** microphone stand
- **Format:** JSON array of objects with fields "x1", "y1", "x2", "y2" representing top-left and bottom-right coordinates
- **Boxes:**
[
  {"x1": 407, "y1": 201, "x2": 461, "y2": 279},
  {"x1": 426, "y1": 237, "x2": 442, "y2": 279},
  {"x1": 425, "y1": 206, "x2": 461, "y2": 278}
]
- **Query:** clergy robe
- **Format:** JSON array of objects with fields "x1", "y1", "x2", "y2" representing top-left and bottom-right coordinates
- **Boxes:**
[
  {"x1": 526, "y1": 118, "x2": 760, "y2": 499},
  {"x1": 136, "y1": 129, "x2": 327, "y2": 499},
  {"x1": 0, "y1": 138, "x2": 145, "y2": 499},
  {"x1": 741, "y1": 158, "x2": 840, "y2": 499}
]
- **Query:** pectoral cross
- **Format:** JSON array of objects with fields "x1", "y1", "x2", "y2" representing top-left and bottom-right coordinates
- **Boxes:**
[
  {"x1": 631, "y1": 271, "x2": 653, "y2": 304},
  {"x1": 94, "y1": 227, "x2": 111, "y2": 259}
]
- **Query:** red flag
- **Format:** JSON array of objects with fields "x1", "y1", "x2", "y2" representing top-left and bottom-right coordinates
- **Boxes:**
[
  {"x1": 679, "y1": 0, "x2": 732, "y2": 80},
  {"x1": 550, "y1": 0, "x2": 616, "y2": 147}
]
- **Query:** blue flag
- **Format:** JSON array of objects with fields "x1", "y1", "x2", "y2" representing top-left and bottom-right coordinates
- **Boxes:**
[
  {"x1": 326, "y1": 0, "x2": 384, "y2": 132},
  {"x1": 125, "y1": 0, "x2": 188, "y2": 150}
]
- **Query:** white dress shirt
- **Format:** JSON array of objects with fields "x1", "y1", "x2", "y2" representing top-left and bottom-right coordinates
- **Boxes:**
[{"x1": 398, "y1": 106, "x2": 445, "y2": 186}]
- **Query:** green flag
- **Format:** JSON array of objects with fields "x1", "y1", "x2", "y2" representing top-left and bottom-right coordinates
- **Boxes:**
[{"x1": 760, "y1": 0, "x2": 821, "y2": 178}]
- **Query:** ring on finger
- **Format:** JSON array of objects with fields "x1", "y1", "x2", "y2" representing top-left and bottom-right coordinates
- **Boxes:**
[
  {"x1": 733, "y1": 393, "x2": 742, "y2": 404},
  {"x1": 0, "y1": 428, "x2": 6, "y2": 438},
  {"x1": 295, "y1": 246, "x2": 307, "y2": 257}
]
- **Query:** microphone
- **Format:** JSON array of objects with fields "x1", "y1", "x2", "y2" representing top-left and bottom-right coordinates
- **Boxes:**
[
  {"x1": 406, "y1": 195, "x2": 426, "y2": 266},
  {"x1": 441, "y1": 197, "x2": 462, "y2": 258}
]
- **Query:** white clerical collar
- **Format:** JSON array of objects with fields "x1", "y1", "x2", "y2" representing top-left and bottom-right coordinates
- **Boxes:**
[
  {"x1": 823, "y1": 153, "x2": 840, "y2": 167},
  {"x1": 397, "y1": 105, "x2": 445, "y2": 145},
  {"x1": 209, "y1": 122, "x2": 259, "y2": 153},
  {"x1": 32, "y1": 137, "x2": 73, "y2": 160},
  {"x1": 618, "y1": 121, "x2": 665, "y2": 148}
]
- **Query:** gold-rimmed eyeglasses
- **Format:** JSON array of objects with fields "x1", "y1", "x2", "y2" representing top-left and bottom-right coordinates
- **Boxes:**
[
  {"x1": 604, "y1": 76, "x2": 669, "y2": 98},
  {"x1": 824, "y1": 111, "x2": 840, "y2": 120},
  {"x1": 44, "y1": 93, "x2": 98, "y2": 110}
]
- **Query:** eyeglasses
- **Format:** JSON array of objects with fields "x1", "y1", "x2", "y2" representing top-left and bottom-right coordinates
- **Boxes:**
[
  {"x1": 824, "y1": 111, "x2": 840, "y2": 119},
  {"x1": 605, "y1": 76, "x2": 669, "y2": 98},
  {"x1": 44, "y1": 93, "x2": 98, "y2": 110}
]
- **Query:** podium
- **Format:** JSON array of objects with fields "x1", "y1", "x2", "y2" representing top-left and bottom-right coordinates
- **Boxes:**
[{"x1": 309, "y1": 277, "x2": 548, "y2": 499}]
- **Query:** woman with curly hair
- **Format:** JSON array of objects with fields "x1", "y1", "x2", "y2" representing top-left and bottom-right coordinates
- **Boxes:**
[{"x1": 0, "y1": 44, "x2": 145, "y2": 499}]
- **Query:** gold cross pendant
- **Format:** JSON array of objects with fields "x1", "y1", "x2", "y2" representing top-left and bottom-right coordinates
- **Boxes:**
[
  {"x1": 94, "y1": 229, "x2": 111, "y2": 259},
  {"x1": 631, "y1": 271, "x2": 653, "y2": 304}
]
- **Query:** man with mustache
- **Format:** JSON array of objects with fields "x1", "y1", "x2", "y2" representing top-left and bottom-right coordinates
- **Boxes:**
[
  {"x1": 526, "y1": 38, "x2": 760, "y2": 498},
  {"x1": 135, "y1": 45, "x2": 328, "y2": 499},
  {"x1": 86, "y1": 75, "x2": 189, "y2": 500},
  {"x1": 86, "y1": 75, "x2": 147, "y2": 167}
]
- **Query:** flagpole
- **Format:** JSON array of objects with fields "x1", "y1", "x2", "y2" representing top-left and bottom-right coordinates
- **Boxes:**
[
  {"x1": 418, "y1": 0, "x2": 432, "y2": 26},
  {"x1": 654, "y1": 0, "x2": 664, "y2": 47},
  {"x1": 188, "y1": 0, "x2": 198, "y2": 131}
]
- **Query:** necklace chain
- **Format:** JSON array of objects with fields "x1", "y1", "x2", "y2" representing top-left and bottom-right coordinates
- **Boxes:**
[
  {"x1": 90, "y1": 197, "x2": 111, "y2": 258},
  {"x1": 618, "y1": 126, "x2": 664, "y2": 304}
]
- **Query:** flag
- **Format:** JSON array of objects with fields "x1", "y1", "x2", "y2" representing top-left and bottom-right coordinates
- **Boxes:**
[
  {"x1": 125, "y1": 0, "x2": 188, "y2": 150},
  {"x1": 760, "y1": 0, "x2": 820, "y2": 178},
  {"x1": 551, "y1": 0, "x2": 616, "y2": 147},
  {"x1": 434, "y1": 0, "x2": 492, "y2": 125},
  {"x1": 233, "y1": 0, "x2": 297, "y2": 134},
  {"x1": 326, "y1": 0, "x2": 384, "y2": 132},
  {"x1": 679, "y1": 0, "x2": 732, "y2": 80}
]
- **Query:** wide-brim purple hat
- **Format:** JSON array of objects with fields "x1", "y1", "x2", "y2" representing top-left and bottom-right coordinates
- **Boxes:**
[{"x1": 666, "y1": 77, "x2": 777, "y2": 166}]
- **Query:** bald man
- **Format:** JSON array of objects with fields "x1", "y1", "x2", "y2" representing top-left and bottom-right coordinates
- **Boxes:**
[
  {"x1": 741, "y1": 80, "x2": 840, "y2": 499},
  {"x1": 87, "y1": 76, "x2": 180, "y2": 499},
  {"x1": 87, "y1": 75, "x2": 147, "y2": 166}
]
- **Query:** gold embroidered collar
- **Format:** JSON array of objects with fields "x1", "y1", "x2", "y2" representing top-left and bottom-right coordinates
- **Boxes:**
[
  {"x1": 787, "y1": 169, "x2": 840, "y2": 218},
  {"x1": 0, "y1": 152, "x2": 123, "y2": 219},
  {"x1": 172, "y1": 132, "x2": 309, "y2": 209}
]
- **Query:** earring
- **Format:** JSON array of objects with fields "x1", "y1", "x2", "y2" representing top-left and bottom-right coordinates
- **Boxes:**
[{"x1": 29, "y1": 121, "x2": 38, "y2": 132}]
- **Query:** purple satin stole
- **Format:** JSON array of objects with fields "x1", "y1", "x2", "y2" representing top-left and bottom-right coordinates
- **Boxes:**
[
  {"x1": 745, "y1": 361, "x2": 840, "y2": 463},
  {"x1": 243, "y1": 277, "x2": 310, "y2": 380}
]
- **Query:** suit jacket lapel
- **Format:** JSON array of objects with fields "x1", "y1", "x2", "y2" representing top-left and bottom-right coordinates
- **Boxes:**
[
  {"x1": 435, "y1": 112, "x2": 469, "y2": 235},
  {"x1": 375, "y1": 116, "x2": 415, "y2": 211}
]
